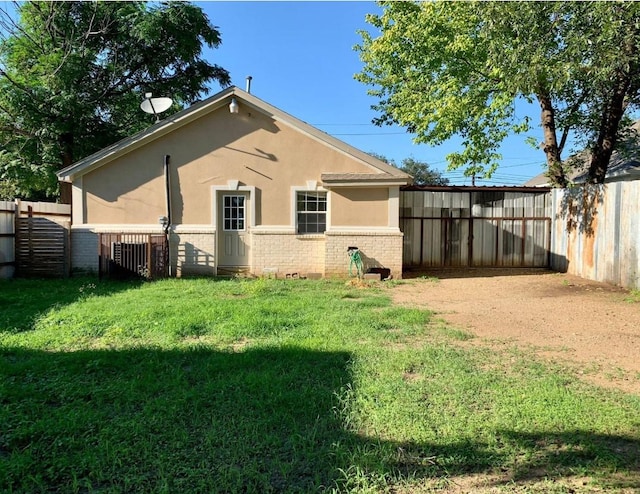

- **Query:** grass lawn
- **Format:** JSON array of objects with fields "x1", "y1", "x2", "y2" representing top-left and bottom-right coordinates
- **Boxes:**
[{"x1": 1, "y1": 277, "x2": 639, "y2": 493}]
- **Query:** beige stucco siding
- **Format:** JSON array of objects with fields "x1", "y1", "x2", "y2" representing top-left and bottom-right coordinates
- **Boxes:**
[
  {"x1": 330, "y1": 188, "x2": 389, "y2": 227},
  {"x1": 83, "y1": 146, "x2": 167, "y2": 224},
  {"x1": 82, "y1": 106, "x2": 382, "y2": 226}
]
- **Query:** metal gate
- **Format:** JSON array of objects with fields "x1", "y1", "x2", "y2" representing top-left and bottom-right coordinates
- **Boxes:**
[
  {"x1": 400, "y1": 187, "x2": 552, "y2": 268},
  {"x1": 98, "y1": 233, "x2": 168, "y2": 280}
]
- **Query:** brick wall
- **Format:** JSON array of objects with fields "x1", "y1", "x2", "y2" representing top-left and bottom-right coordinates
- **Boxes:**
[
  {"x1": 172, "y1": 231, "x2": 216, "y2": 276},
  {"x1": 71, "y1": 228, "x2": 404, "y2": 279},
  {"x1": 71, "y1": 228, "x2": 217, "y2": 277},
  {"x1": 70, "y1": 228, "x2": 99, "y2": 274},
  {"x1": 325, "y1": 231, "x2": 404, "y2": 279},
  {"x1": 251, "y1": 230, "x2": 325, "y2": 277}
]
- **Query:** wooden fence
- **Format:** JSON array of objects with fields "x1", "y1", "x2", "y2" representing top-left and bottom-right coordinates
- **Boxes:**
[
  {"x1": 2, "y1": 184, "x2": 639, "y2": 288},
  {"x1": 550, "y1": 182, "x2": 640, "y2": 289},
  {"x1": 98, "y1": 233, "x2": 168, "y2": 280},
  {"x1": 0, "y1": 200, "x2": 71, "y2": 278},
  {"x1": 0, "y1": 201, "x2": 15, "y2": 278}
]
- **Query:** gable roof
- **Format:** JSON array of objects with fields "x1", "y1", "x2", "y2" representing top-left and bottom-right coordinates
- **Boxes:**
[
  {"x1": 524, "y1": 154, "x2": 640, "y2": 187},
  {"x1": 57, "y1": 86, "x2": 410, "y2": 184},
  {"x1": 523, "y1": 121, "x2": 640, "y2": 187}
]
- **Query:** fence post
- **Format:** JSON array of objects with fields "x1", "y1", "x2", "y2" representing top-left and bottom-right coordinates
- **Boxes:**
[
  {"x1": 13, "y1": 200, "x2": 20, "y2": 276},
  {"x1": 146, "y1": 235, "x2": 152, "y2": 279}
]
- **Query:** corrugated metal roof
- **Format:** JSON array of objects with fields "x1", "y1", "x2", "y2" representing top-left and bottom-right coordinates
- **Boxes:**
[{"x1": 402, "y1": 185, "x2": 551, "y2": 193}]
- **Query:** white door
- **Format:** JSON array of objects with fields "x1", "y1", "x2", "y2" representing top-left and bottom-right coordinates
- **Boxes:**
[{"x1": 218, "y1": 193, "x2": 250, "y2": 267}]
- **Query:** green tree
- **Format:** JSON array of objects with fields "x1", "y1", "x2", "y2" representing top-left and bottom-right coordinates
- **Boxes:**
[
  {"x1": 356, "y1": 1, "x2": 640, "y2": 187},
  {"x1": 400, "y1": 157, "x2": 450, "y2": 186},
  {"x1": 369, "y1": 153, "x2": 449, "y2": 185},
  {"x1": 0, "y1": 1, "x2": 230, "y2": 200}
]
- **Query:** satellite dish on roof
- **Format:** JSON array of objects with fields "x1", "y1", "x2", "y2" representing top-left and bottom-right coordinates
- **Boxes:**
[{"x1": 140, "y1": 93, "x2": 173, "y2": 122}]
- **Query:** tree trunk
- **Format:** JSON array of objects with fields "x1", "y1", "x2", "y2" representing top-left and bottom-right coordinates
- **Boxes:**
[
  {"x1": 537, "y1": 92, "x2": 567, "y2": 187},
  {"x1": 59, "y1": 181, "x2": 72, "y2": 205},
  {"x1": 587, "y1": 37, "x2": 636, "y2": 184},
  {"x1": 59, "y1": 132, "x2": 74, "y2": 169},
  {"x1": 58, "y1": 132, "x2": 74, "y2": 203}
]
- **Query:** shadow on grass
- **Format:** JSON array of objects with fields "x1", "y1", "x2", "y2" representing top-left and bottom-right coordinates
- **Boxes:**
[
  {"x1": 0, "y1": 278, "x2": 142, "y2": 333},
  {"x1": 504, "y1": 430, "x2": 640, "y2": 488},
  {"x1": 1, "y1": 346, "x2": 638, "y2": 492}
]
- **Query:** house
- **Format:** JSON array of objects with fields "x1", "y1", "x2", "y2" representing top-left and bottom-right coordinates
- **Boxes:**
[
  {"x1": 524, "y1": 121, "x2": 640, "y2": 186},
  {"x1": 56, "y1": 86, "x2": 410, "y2": 278}
]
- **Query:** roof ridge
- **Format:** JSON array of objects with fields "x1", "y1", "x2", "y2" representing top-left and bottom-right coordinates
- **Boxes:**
[{"x1": 57, "y1": 86, "x2": 410, "y2": 182}]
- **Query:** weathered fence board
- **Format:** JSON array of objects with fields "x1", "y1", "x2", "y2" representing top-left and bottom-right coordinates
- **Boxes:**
[
  {"x1": 551, "y1": 182, "x2": 640, "y2": 289},
  {"x1": 0, "y1": 200, "x2": 16, "y2": 278}
]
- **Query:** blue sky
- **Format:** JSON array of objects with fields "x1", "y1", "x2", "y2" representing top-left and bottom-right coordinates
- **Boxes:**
[
  {"x1": 197, "y1": 1, "x2": 548, "y2": 185},
  {"x1": 0, "y1": 0, "x2": 549, "y2": 184}
]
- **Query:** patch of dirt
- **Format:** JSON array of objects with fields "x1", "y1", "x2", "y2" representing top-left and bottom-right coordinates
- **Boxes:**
[{"x1": 391, "y1": 268, "x2": 640, "y2": 395}]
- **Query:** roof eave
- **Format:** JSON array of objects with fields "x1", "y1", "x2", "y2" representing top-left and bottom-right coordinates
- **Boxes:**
[
  {"x1": 57, "y1": 85, "x2": 413, "y2": 181},
  {"x1": 57, "y1": 86, "x2": 238, "y2": 181},
  {"x1": 322, "y1": 177, "x2": 410, "y2": 187}
]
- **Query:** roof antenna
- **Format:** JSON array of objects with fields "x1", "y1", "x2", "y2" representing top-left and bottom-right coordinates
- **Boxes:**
[
  {"x1": 141, "y1": 93, "x2": 173, "y2": 122},
  {"x1": 246, "y1": 76, "x2": 252, "y2": 94}
]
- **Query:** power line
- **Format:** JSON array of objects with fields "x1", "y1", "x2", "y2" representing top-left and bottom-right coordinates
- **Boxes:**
[
  {"x1": 312, "y1": 123, "x2": 375, "y2": 126},
  {"x1": 331, "y1": 132, "x2": 408, "y2": 136}
]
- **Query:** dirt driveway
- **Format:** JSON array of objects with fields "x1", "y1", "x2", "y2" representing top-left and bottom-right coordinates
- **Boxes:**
[{"x1": 391, "y1": 268, "x2": 640, "y2": 395}]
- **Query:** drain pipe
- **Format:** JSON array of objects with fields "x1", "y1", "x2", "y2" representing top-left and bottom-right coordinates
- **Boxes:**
[{"x1": 164, "y1": 154, "x2": 173, "y2": 277}]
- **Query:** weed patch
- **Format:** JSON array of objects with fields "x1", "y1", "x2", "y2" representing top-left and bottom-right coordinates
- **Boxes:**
[{"x1": 624, "y1": 289, "x2": 640, "y2": 303}]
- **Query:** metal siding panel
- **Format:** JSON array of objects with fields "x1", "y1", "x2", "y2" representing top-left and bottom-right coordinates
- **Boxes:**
[
  {"x1": 533, "y1": 220, "x2": 549, "y2": 267},
  {"x1": 413, "y1": 218, "x2": 424, "y2": 266},
  {"x1": 401, "y1": 189, "x2": 557, "y2": 271},
  {"x1": 523, "y1": 219, "x2": 534, "y2": 265},
  {"x1": 414, "y1": 191, "x2": 421, "y2": 217},
  {"x1": 459, "y1": 219, "x2": 469, "y2": 265},
  {"x1": 431, "y1": 219, "x2": 442, "y2": 266},
  {"x1": 524, "y1": 194, "x2": 534, "y2": 218},
  {"x1": 461, "y1": 191, "x2": 471, "y2": 217},
  {"x1": 424, "y1": 191, "x2": 434, "y2": 217}
]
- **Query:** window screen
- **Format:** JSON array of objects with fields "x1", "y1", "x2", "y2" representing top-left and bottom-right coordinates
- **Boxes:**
[{"x1": 296, "y1": 192, "x2": 326, "y2": 234}]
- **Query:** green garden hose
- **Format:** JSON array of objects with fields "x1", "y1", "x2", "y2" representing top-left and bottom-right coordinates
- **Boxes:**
[{"x1": 348, "y1": 248, "x2": 364, "y2": 278}]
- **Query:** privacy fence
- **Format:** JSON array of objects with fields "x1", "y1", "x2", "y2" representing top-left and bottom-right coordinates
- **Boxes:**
[
  {"x1": 2, "y1": 182, "x2": 639, "y2": 289},
  {"x1": 399, "y1": 182, "x2": 640, "y2": 290},
  {"x1": 400, "y1": 187, "x2": 552, "y2": 269},
  {"x1": 0, "y1": 200, "x2": 71, "y2": 278},
  {"x1": 549, "y1": 182, "x2": 640, "y2": 289}
]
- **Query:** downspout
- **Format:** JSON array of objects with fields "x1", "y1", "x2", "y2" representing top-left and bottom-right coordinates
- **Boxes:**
[{"x1": 164, "y1": 154, "x2": 173, "y2": 277}]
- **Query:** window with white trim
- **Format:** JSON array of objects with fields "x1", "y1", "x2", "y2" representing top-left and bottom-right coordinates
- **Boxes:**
[{"x1": 296, "y1": 191, "x2": 327, "y2": 234}]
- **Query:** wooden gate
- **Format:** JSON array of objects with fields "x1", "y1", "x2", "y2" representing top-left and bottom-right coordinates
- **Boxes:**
[
  {"x1": 400, "y1": 187, "x2": 552, "y2": 269},
  {"x1": 98, "y1": 233, "x2": 168, "y2": 280},
  {"x1": 15, "y1": 217, "x2": 70, "y2": 278}
]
